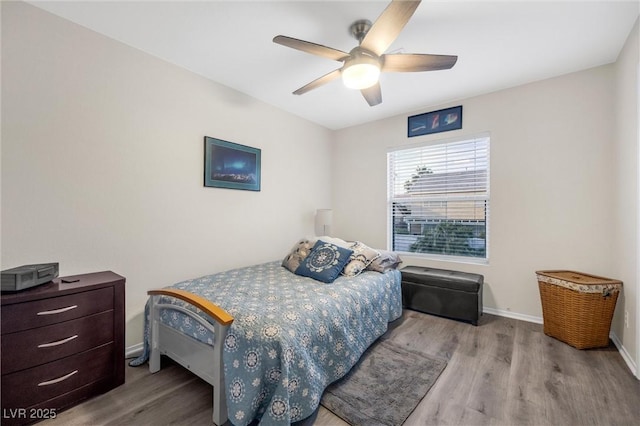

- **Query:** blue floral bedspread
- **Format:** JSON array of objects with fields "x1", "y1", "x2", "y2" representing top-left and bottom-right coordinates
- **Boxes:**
[{"x1": 130, "y1": 261, "x2": 402, "y2": 425}]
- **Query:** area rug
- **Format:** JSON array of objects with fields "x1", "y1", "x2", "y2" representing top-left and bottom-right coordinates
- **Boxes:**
[{"x1": 320, "y1": 339, "x2": 447, "y2": 426}]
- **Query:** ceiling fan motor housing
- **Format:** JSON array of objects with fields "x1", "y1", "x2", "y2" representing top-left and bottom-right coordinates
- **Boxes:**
[{"x1": 350, "y1": 19, "x2": 372, "y2": 43}]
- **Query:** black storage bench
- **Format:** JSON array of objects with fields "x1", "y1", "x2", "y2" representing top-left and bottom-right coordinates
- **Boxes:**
[{"x1": 401, "y1": 266, "x2": 484, "y2": 325}]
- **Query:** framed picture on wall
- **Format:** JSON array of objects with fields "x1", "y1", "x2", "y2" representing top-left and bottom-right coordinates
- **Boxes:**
[
  {"x1": 408, "y1": 105, "x2": 463, "y2": 137},
  {"x1": 204, "y1": 136, "x2": 261, "y2": 191}
]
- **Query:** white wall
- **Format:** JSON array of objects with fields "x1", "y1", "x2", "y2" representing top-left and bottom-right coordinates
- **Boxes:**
[
  {"x1": 613, "y1": 18, "x2": 639, "y2": 373},
  {"x1": 333, "y1": 65, "x2": 620, "y2": 323},
  {"x1": 3, "y1": 2, "x2": 638, "y2": 371},
  {"x1": 1, "y1": 2, "x2": 333, "y2": 347}
]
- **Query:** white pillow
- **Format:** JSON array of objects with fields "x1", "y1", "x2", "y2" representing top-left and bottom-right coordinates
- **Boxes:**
[
  {"x1": 342, "y1": 241, "x2": 380, "y2": 277},
  {"x1": 317, "y1": 236, "x2": 351, "y2": 249},
  {"x1": 281, "y1": 237, "x2": 318, "y2": 272}
]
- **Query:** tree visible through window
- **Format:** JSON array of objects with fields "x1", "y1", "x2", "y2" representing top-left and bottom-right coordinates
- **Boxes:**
[{"x1": 387, "y1": 135, "x2": 490, "y2": 261}]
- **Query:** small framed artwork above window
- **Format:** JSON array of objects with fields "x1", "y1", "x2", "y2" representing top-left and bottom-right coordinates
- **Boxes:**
[
  {"x1": 408, "y1": 105, "x2": 463, "y2": 137},
  {"x1": 204, "y1": 136, "x2": 261, "y2": 191},
  {"x1": 388, "y1": 133, "x2": 490, "y2": 263}
]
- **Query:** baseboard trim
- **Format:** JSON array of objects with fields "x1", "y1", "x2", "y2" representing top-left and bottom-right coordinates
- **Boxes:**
[
  {"x1": 483, "y1": 306, "x2": 543, "y2": 324},
  {"x1": 609, "y1": 331, "x2": 638, "y2": 378},
  {"x1": 126, "y1": 342, "x2": 144, "y2": 359}
]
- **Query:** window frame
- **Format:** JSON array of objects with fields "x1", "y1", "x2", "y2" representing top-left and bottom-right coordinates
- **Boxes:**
[{"x1": 387, "y1": 132, "x2": 491, "y2": 265}]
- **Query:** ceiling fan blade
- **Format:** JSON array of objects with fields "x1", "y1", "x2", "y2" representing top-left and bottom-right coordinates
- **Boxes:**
[
  {"x1": 293, "y1": 68, "x2": 342, "y2": 95},
  {"x1": 273, "y1": 35, "x2": 348, "y2": 61},
  {"x1": 360, "y1": 0, "x2": 421, "y2": 56},
  {"x1": 382, "y1": 53, "x2": 458, "y2": 72},
  {"x1": 361, "y1": 82, "x2": 382, "y2": 106}
]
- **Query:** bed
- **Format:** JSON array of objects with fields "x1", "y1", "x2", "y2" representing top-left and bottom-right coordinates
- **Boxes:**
[{"x1": 130, "y1": 251, "x2": 402, "y2": 426}]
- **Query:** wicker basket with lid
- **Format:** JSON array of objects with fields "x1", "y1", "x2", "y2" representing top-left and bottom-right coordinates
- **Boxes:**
[{"x1": 536, "y1": 270, "x2": 622, "y2": 349}]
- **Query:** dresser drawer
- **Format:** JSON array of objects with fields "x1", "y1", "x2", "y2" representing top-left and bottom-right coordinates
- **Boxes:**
[
  {"x1": 1, "y1": 287, "x2": 113, "y2": 333},
  {"x1": 1, "y1": 343, "x2": 114, "y2": 409},
  {"x1": 1, "y1": 311, "x2": 114, "y2": 374}
]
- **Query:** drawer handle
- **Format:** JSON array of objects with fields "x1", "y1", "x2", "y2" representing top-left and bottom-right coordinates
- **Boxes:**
[
  {"x1": 37, "y1": 370, "x2": 78, "y2": 387},
  {"x1": 37, "y1": 305, "x2": 78, "y2": 316},
  {"x1": 37, "y1": 334, "x2": 78, "y2": 348}
]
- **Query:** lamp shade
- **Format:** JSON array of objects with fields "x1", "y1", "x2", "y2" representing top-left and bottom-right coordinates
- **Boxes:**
[{"x1": 315, "y1": 209, "x2": 333, "y2": 236}]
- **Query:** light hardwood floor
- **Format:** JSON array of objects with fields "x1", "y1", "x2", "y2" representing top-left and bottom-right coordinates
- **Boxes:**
[{"x1": 44, "y1": 311, "x2": 640, "y2": 425}]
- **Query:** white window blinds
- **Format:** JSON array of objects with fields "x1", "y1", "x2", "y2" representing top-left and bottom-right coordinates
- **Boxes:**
[{"x1": 387, "y1": 135, "x2": 490, "y2": 261}]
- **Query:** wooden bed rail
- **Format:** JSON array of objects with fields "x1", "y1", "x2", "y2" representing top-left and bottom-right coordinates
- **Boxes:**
[
  {"x1": 147, "y1": 288, "x2": 232, "y2": 425},
  {"x1": 147, "y1": 289, "x2": 234, "y2": 325}
]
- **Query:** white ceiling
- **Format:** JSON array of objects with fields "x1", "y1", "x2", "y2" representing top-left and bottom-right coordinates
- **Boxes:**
[{"x1": 28, "y1": 0, "x2": 639, "y2": 130}]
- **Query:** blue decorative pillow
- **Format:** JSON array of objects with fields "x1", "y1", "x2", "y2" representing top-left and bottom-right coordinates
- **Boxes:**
[{"x1": 295, "y1": 240, "x2": 353, "y2": 283}]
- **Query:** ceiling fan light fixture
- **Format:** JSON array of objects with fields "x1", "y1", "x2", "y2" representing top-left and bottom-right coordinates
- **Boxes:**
[
  {"x1": 274, "y1": 0, "x2": 457, "y2": 106},
  {"x1": 341, "y1": 52, "x2": 381, "y2": 90}
]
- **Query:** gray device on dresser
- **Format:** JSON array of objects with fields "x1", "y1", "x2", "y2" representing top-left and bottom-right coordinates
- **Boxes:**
[{"x1": 1, "y1": 263, "x2": 59, "y2": 292}]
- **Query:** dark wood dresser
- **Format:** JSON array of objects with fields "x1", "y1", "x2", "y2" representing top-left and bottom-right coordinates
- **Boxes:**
[{"x1": 1, "y1": 271, "x2": 125, "y2": 425}]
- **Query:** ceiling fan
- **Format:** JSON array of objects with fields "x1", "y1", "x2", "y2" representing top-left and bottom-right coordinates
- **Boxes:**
[{"x1": 273, "y1": 0, "x2": 457, "y2": 107}]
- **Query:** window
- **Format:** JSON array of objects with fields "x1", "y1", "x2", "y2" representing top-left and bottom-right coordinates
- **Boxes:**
[{"x1": 387, "y1": 134, "x2": 490, "y2": 262}]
